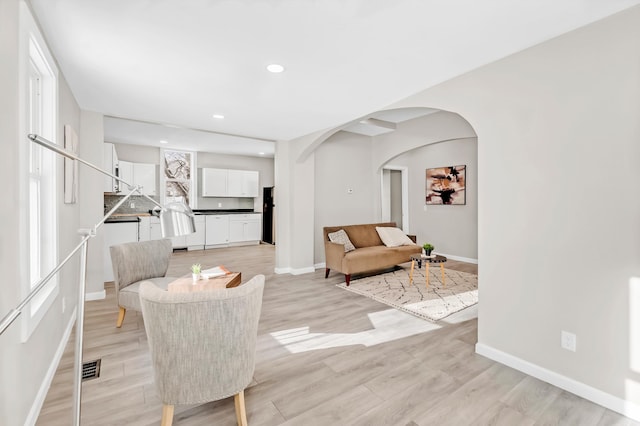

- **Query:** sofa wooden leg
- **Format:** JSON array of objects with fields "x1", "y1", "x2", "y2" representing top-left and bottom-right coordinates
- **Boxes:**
[
  {"x1": 116, "y1": 307, "x2": 126, "y2": 328},
  {"x1": 325, "y1": 268, "x2": 330, "y2": 279},
  {"x1": 345, "y1": 274, "x2": 351, "y2": 286}
]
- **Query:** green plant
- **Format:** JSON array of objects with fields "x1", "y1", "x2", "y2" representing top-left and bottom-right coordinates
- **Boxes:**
[
  {"x1": 422, "y1": 243, "x2": 434, "y2": 251},
  {"x1": 191, "y1": 263, "x2": 201, "y2": 274}
]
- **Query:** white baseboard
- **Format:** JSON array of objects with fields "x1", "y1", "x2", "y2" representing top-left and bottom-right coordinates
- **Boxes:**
[
  {"x1": 314, "y1": 262, "x2": 326, "y2": 269},
  {"x1": 85, "y1": 290, "x2": 106, "y2": 301},
  {"x1": 274, "y1": 266, "x2": 316, "y2": 275},
  {"x1": 25, "y1": 308, "x2": 77, "y2": 426},
  {"x1": 476, "y1": 343, "x2": 640, "y2": 422},
  {"x1": 437, "y1": 252, "x2": 478, "y2": 264}
]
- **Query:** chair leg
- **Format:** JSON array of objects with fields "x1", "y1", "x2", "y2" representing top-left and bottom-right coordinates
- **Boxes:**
[
  {"x1": 116, "y1": 307, "x2": 126, "y2": 328},
  {"x1": 234, "y1": 390, "x2": 248, "y2": 426},
  {"x1": 345, "y1": 274, "x2": 351, "y2": 286},
  {"x1": 325, "y1": 268, "x2": 330, "y2": 279},
  {"x1": 161, "y1": 404, "x2": 174, "y2": 426}
]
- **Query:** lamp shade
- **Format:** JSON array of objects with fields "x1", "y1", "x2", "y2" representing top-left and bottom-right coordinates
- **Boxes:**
[{"x1": 159, "y1": 202, "x2": 196, "y2": 238}]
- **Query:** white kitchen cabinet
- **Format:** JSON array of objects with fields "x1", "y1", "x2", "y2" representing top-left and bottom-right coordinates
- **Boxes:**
[
  {"x1": 227, "y1": 170, "x2": 259, "y2": 197},
  {"x1": 149, "y1": 216, "x2": 162, "y2": 240},
  {"x1": 202, "y1": 168, "x2": 258, "y2": 197},
  {"x1": 103, "y1": 221, "x2": 139, "y2": 282},
  {"x1": 118, "y1": 160, "x2": 156, "y2": 196},
  {"x1": 228, "y1": 214, "x2": 261, "y2": 243},
  {"x1": 202, "y1": 168, "x2": 228, "y2": 197},
  {"x1": 134, "y1": 163, "x2": 156, "y2": 196},
  {"x1": 186, "y1": 215, "x2": 206, "y2": 250},
  {"x1": 138, "y1": 216, "x2": 151, "y2": 241},
  {"x1": 103, "y1": 143, "x2": 119, "y2": 193},
  {"x1": 205, "y1": 215, "x2": 230, "y2": 246}
]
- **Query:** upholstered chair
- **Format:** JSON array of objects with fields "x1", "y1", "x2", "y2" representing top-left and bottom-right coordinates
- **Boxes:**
[
  {"x1": 109, "y1": 238, "x2": 174, "y2": 328},
  {"x1": 139, "y1": 274, "x2": 265, "y2": 426}
]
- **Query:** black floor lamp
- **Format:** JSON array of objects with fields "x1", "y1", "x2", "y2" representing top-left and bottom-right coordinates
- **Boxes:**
[{"x1": 0, "y1": 133, "x2": 196, "y2": 425}]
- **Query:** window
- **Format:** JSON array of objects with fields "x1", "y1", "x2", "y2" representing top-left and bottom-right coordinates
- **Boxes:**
[
  {"x1": 161, "y1": 149, "x2": 196, "y2": 206},
  {"x1": 21, "y1": 4, "x2": 59, "y2": 341}
]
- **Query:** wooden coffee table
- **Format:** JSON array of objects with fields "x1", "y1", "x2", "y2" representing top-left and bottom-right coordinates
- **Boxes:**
[
  {"x1": 409, "y1": 254, "x2": 447, "y2": 288},
  {"x1": 168, "y1": 272, "x2": 241, "y2": 293}
]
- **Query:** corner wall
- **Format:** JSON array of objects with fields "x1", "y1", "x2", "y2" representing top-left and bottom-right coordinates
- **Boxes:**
[{"x1": 390, "y1": 4, "x2": 640, "y2": 415}]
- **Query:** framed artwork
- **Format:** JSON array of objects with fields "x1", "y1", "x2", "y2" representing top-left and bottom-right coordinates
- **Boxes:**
[
  {"x1": 425, "y1": 165, "x2": 466, "y2": 205},
  {"x1": 64, "y1": 124, "x2": 78, "y2": 204}
]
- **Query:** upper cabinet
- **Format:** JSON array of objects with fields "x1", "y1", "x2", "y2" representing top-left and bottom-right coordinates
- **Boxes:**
[
  {"x1": 103, "y1": 143, "x2": 119, "y2": 193},
  {"x1": 202, "y1": 168, "x2": 259, "y2": 197},
  {"x1": 120, "y1": 161, "x2": 157, "y2": 196}
]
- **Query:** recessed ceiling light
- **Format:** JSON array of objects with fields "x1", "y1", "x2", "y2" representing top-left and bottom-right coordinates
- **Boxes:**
[
  {"x1": 160, "y1": 140, "x2": 168, "y2": 144},
  {"x1": 258, "y1": 152, "x2": 265, "y2": 156},
  {"x1": 212, "y1": 114, "x2": 224, "y2": 119},
  {"x1": 266, "y1": 63, "x2": 285, "y2": 73}
]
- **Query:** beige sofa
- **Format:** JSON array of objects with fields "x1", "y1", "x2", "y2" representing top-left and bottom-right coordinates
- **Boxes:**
[{"x1": 323, "y1": 222, "x2": 421, "y2": 285}]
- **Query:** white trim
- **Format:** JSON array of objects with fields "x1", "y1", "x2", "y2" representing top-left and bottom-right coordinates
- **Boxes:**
[
  {"x1": 436, "y1": 252, "x2": 478, "y2": 264},
  {"x1": 25, "y1": 307, "x2": 77, "y2": 426},
  {"x1": 85, "y1": 290, "x2": 106, "y2": 301},
  {"x1": 476, "y1": 343, "x2": 640, "y2": 422},
  {"x1": 274, "y1": 266, "x2": 316, "y2": 275},
  {"x1": 314, "y1": 262, "x2": 326, "y2": 269},
  {"x1": 381, "y1": 165, "x2": 409, "y2": 232}
]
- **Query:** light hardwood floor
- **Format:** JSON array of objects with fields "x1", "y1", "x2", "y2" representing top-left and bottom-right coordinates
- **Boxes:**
[{"x1": 37, "y1": 244, "x2": 634, "y2": 425}]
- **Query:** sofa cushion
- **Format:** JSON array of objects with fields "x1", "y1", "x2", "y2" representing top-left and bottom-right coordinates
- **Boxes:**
[
  {"x1": 328, "y1": 229, "x2": 356, "y2": 252},
  {"x1": 376, "y1": 226, "x2": 416, "y2": 247}
]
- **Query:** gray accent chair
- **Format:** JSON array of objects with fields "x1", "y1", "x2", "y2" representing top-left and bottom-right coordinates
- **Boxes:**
[
  {"x1": 139, "y1": 274, "x2": 265, "y2": 426},
  {"x1": 110, "y1": 238, "x2": 174, "y2": 328}
]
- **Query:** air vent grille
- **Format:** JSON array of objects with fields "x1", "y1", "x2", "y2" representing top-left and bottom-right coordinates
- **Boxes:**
[{"x1": 82, "y1": 359, "x2": 101, "y2": 381}]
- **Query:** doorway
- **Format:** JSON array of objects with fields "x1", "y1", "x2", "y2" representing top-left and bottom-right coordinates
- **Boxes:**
[{"x1": 381, "y1": 166, "x2": 409, "y2": 232}]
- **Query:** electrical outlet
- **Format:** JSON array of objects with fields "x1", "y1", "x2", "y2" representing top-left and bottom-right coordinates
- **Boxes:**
[
  {"x1": 130, "y1": 202, "x2": 135, "y2": 209},
  {"x1": 561, "y1": 330, "x2": 577, "y2": 352},
  {"x1": 62, "y1": 297, "x2": 66, "y2": 314}
]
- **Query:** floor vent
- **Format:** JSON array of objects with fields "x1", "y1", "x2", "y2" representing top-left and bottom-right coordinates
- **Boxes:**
[{"x1": 82, "y1": 359, "x2": 101, "y2": 381}]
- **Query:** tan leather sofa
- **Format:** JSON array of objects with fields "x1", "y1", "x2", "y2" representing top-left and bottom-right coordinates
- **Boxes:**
[{"x1": 323, "y1": 222, "x2": 421, "y2": 285}]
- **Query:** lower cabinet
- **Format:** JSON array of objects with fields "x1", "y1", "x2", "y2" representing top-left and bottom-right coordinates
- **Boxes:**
[
  {"x1": 205, "y1": 215, "x2": 230, "y2": 247},
  {"x1": 229, "y1": 214, "x2": 261, "y2": 243},
  {"x1": 139, "y1": 213, "x2": 262, "y2": 252},
  {"x1": 103, "y1": 221, "x2": 139, "y2": 282},
  {"x1": 186, "y1": 215, "x2": 206, "y2": 250}
]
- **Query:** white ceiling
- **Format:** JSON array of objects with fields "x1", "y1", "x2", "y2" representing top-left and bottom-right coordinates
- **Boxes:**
[{"x1": 31, "y1": 0, "x2": 640, "y2": 153}]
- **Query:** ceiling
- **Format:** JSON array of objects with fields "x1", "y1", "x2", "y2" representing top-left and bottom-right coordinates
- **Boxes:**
[{"x1": 30, "y1": 0, "x2": 640, "y2": 154}]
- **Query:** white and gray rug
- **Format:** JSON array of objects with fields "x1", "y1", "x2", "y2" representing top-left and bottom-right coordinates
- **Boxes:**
[{"x1": 337, "y1": 265, "x2": 478, "y2": 322}]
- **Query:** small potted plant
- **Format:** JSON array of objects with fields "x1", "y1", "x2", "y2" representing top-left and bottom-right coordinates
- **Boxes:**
[
  {"x1": 191, "y1": 263, "x2": 201, "y2": 283},
  {"x1": 422, "y1": 243, "x2": 434, "y2": 257}
]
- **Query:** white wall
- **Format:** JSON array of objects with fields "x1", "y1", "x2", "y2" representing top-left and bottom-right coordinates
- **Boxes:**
[
  {"x1": 389, "y1": 138, "x2": 478, "y2": 260},
  {"x1": 313, "y1": 131, "x2": 376, "y2": 264},
  {"x1": 389, "y1": 4, "x2": 640, "y2": 414},
  {"x1": 80, "y1": 111, "x2": 106, "y2": 298},
  {"x1": 0, "y1": 2, "x2": 85, "y2": 424}
]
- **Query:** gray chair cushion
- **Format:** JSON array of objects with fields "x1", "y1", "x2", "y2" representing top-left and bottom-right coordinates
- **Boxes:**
[
  {"x1": 139, "y1": 274, "x2": 265, "y2": 405},
  {"x1": 119, "y1": 277, "x2": 176, "y2": 311}
]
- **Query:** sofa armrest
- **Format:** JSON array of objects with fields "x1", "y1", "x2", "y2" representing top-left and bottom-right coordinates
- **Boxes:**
[
  {"x1": 325, "y1": 241, "x2": 346, "y2": 271},
  {"x1": 407, "y1": 234, "x2": 417, "y2": 243}
]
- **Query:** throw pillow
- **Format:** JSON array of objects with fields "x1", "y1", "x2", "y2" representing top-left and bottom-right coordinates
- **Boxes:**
[
  {"x1": 328, "y1": 229, "x2": 356, "y2": 252},
  {"x1": 376, "y1": 226, "x2": 415, "y2": 247}
]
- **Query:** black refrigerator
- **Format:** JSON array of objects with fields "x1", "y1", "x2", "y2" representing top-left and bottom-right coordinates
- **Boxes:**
[{"x1": 262, "y1": 186, "x2": 275, "y2": 244}]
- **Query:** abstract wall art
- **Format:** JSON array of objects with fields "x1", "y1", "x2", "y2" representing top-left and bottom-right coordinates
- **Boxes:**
[{"x1": 425, "y1": 165, "x2": 466, "y2": 205}]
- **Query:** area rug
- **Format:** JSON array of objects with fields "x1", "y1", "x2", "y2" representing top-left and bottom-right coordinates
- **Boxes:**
[{"x1": 336, "y1": 265, "x2": 478, "y2": 322}]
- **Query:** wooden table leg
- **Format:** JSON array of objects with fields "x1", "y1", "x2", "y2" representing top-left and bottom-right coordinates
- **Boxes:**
[
  {"x1": 425, "y1": 263, "x2": 430, "y2": 288},
  {"x1": 409, "y1": 260, "x2": 415, "y2": 285},
  {"x1": 440, "y1": 263, "x2": 446, "y2": 287}
]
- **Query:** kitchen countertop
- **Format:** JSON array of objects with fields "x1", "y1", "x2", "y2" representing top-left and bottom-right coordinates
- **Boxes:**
[{"x1": 105, "y1": 216, "x2": 141, "y2": 223}]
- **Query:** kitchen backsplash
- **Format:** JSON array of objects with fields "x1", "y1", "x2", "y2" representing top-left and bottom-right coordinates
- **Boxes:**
[{"x1": 104, "y1": 194, "x2": 160, "y2": 215}]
